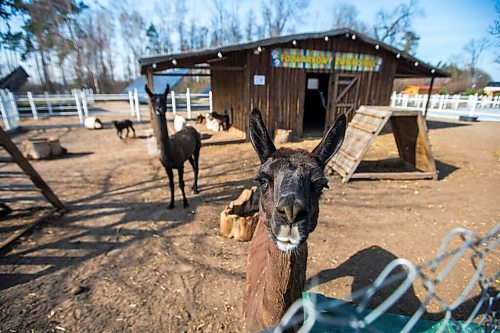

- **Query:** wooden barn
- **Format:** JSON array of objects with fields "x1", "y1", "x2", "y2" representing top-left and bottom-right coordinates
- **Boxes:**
[{"x1": 139, "y1": 28, "x2": 448, "y2": 138}]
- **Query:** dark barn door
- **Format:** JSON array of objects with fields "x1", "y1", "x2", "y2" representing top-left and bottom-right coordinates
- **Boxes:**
[
  {"x1": 303, "y1": 73, "x2": 330, "y2": 136},
  {"x1": 327, "y1": 73, "x2": 360, "y2": 126}
]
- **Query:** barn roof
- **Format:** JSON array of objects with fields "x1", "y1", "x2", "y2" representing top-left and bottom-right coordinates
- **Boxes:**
[
  {"x1": 0, "y1": 66, "x2": 29, "y2": 92},
  {"x1": 139, "y1": 28, "x2": 449, "y2": 78}
]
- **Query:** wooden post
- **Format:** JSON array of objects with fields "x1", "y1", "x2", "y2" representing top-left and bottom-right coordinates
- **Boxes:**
[
  {"x1": 469, "y1": 94, "x2": 478, "y2": 117},
  {"x1": 171, "y1": 90, "x2": 177, "y2": 115},
  {"x1": 80, "y1": 90, "x2": 89, "y2": 117},
  {"x1": 74, "y1": 90, "x2": 84, "y2": 125},
  {"x1": 56, "y1": 91, "x2": 63, "y2": 112},
  {"x1": 424, "y1": 75, "x2": 435, "y2": 118},
  {"x1": 146, "y1": 70, "x2": 158, "y2": 139},
  {"x1": 134, "y1": 88, "x2": 141, "y2": 122},
  {"x1": 390, "y1": 91, "x2": 396, "y2": 107},
  {"x1": 186, "y1": 88, "x2": 192, "y2": 119},
  {"x1": 128, "y1": 91, "x2": 135, "y2": 115},
  {"x1": 7, "y1": 91, "x2": 19, "y2": 123},
  {"x1": 0, "y1": 126, "x2": 64, "y2": 209},
  {"x1": 27, "y1": 91, "x2": 38, "y2": 120},
  {"x1": 0, "y1": 91, "x2": 11, "y2": 130},
  {"x1": 209, "y1": 90, "x2": 213, "y2": 113},
  {"x1": 44, "y1": 91, "x2": 53, "y2": 115}
]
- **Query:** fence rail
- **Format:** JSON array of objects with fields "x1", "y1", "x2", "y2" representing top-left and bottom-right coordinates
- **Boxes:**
[
  {"x1": 390, "y1": 92, "x2": 500, "y2": 121},
  {"x1": 0, "y1": 88, "x2": 212, "y2": 130}
]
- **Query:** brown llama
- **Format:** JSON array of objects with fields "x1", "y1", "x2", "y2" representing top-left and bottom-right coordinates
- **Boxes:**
[
  {"x1": 145, "y1": 84, "x2": 201, "y2": 209},
  {"x1": 243, "y1": 108, "x2": 346, "y2": 332}
]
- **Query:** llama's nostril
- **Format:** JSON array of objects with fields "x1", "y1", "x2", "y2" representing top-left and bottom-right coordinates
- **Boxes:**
[{"x1": 295, "y1": 208, "x2": 308, "y2": 222}]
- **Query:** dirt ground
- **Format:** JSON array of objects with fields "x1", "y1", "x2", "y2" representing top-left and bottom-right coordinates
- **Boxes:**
[{"x1": 0, "y1": 113, "x2": 498, "y2": 332}]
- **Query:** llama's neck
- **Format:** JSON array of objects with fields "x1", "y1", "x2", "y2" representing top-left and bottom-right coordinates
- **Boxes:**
[
  {"x1": 244, "y1": 215, "x2": 308, "y2": 332},
  {"x1": 155, "y1": 112, "x2": 173, "y2": 159}
]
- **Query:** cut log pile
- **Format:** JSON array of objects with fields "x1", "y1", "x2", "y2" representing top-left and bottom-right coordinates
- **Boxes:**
[{"x1": 220, "y1": 186, "x2": 260, "y2": 242}]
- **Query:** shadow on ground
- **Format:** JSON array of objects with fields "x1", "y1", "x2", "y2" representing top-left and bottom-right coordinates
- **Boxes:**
[
  {"x1": 305, "y1": 246, "x2": 491, "y2": 321},
  {"x1": 0, "y1": 162, "x2": 253, "y2": 291}
]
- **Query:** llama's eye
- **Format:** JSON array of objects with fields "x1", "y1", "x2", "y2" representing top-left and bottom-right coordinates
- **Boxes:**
[
  {"x1": 255, "y1": 174, "x2": 270, "y2": 190},
  {"x1": 313, "y1": 179, "x2": 329, "y2": 192}
]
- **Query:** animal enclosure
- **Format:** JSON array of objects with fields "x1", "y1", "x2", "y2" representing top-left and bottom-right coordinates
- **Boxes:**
[{"x1": 0, "y1": 115, "x2": 498, "y2": 332}]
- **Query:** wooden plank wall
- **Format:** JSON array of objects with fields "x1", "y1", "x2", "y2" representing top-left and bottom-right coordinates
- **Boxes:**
[
  {"x1": 211, "y1": 35, "x2": 399, "y2": 137},
  {"x1": 210, "y1": 53, "x2": 247, "y2": 135}
]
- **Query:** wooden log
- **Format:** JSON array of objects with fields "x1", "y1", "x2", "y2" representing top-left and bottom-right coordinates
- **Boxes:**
[
  {"x1": 350, "y1": 171, "x2": 436, "y2": 180},
  {"x1": 220, "y1": 207, "x2": 236, "y2": 238},
  {"x1": 274, "y1": 129, "x2": 292, "y2": 145},
  {"x1": 233, "y1": 213, "x2": 259, "y2": 242},
  {"x1": 219, "y1": 187, "x2": 260, "y2": 242},
  {"x1": 22, "y1": 137, "x2": 66, "y2": 160}
]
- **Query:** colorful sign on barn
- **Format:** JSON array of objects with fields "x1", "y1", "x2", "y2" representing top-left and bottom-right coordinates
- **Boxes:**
[
  {"x1": 271, "y1": 49, "x2": 334, "y2": 69},
  {"x1": 334, "y1": 52, "x2": 382, "y2": 72},
  {"x1": 271, "y1": 48, "x2": 382, "y2": 72}
]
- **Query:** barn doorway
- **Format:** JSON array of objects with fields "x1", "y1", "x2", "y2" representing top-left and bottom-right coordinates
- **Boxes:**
[{"x1": 303, "y1": 73, "x2": 329, "y2": 136}]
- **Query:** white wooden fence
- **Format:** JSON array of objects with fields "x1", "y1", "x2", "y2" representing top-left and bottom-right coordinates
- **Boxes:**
[
  {"x1": 0, "y1": 89, "x2": 19, "y2": 130},
  {"x1": 390, "y1": 92, "x2": 500, "y2": 121},
  {"x1": 0, "y1": 88, "x2": 212, "y2": 130}
]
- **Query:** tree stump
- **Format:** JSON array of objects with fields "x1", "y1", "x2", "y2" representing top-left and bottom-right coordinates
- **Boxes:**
[
  {"x1": 274, "y1": 129, "x2": 292, "y2": 145},
  {"x1": 220, "y1": 186, "x2": 260, "y2": 242},
  {"x1": 22, "y1": 137, "x2": 67, "y2": 160}
]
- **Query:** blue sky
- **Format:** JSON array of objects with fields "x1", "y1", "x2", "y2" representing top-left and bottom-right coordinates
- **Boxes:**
[
  {"x1": 136, "y1": 0, "x2": 498, "y2": 79},
  {"x1": 4, "y1": 0, "x2": 499, "y2": 81}
]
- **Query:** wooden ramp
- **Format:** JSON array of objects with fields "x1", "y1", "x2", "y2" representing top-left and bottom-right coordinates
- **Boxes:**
[
  {"x1": 0, "y1": 126, "x2": 64, "y2": 254},
  {"x1": 328, "y1": 106, "x2": 438, "y2": 183}
]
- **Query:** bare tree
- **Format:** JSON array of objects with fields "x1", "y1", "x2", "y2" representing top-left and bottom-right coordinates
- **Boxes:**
[
  {"x1": 331, "y1": 2, "x2": 367, "y2": 32},
  {"x1": 228, "y1": 3, "x2": 242, "y2": 44},
  {"x1": 245, "y1": 9, "x2": 256, "y2": 42},
  {"x1": 260, "y1": 0, "x2": 309, "y2": 37},
  {"x1": 152, "y1": 3, "x2": 173, "y2": 54},
  {"x1": 489, "y1": 1, "x2": 500, "y2": 63},
  {"x1": 463, "y1": 38, "x2": 491, "y2": 89},
  {"x1": 175, "y1": 2, "x2": 188, "y2": 51},
  {"x1": 374, "y1": 0, "x2": 423, "y2": 54},
  {"x1": 119, "y1": 8, "x2": 145, "y2": 78},
  {"x1": 210, "y1": 0, "x2": 227, "y2": 47}
]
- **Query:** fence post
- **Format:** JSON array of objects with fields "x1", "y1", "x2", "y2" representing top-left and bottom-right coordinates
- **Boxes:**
[
  {"x1": 74, "y1": 90, "x2": 84, "y2": 125},
  {"x1": 469, "y1": 94, "x2": 477, "y2": 117},
  {"x1": 128, "y1": 91, "x2": 135, "y2": 115},
  {"x1": 171, "y1": 90, "x2": 177, "y2": 115},
  {"x1": 0, "y1": 91, "x2": 11, "y2": 130},
  {"x1": 390, "y1": 91, "x2": 396, "y2": 107},
  {"x1": 7, "y1": 91, "x2": 19, "y2": 123},
  {"x1": 209, "y1": 90, "x2": 213, "y2": 113},
  {"x1": 27, "y1": 91, "x2": 38, "y2": 120},
  {"x1": 421, "y1": 94, "x2": 428, "y2": 111},
  {"x1": 80, "y1": 90, "x2": 89, "y2": 117},
  {"x1": 56, "y1": 91, "x2": 63, "y2": 112},
  {"x1": 453, "y1": 95, "x2": 459, "y2": 110},
  {"x1": 186, "y1": 88, "x2": 192, "y2": 119},
  {"x1": 44, "y1": 91, "x2": 53, "y2": 115},
  {"x1": 134, "y1": 88, "x2": 141, "y2": 122}
]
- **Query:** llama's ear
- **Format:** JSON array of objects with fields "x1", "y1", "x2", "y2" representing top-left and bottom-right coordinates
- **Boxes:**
[
  {"x1": 249, "y1": 108, "x2": 276, "y2": 164},
  {"x1": 312, "y1": 114, "x2": 347, "y2": 167},
  {"x1": 145, "y1": 85, "x2": 153, "y2": 97},
  {"x1": 164, "y1": 84, "x2": 170, "y2": 96}
]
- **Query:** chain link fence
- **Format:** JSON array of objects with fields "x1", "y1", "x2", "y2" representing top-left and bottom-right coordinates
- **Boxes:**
[{"x1": 273, "y1": 225, "x2": 499, "y2": 333}]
